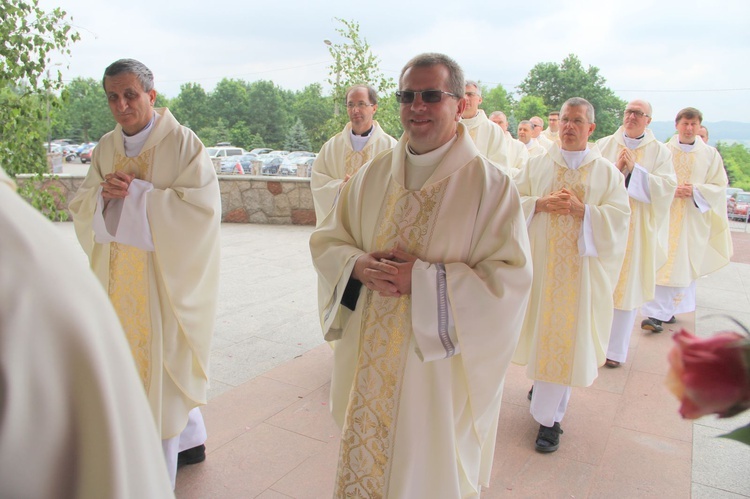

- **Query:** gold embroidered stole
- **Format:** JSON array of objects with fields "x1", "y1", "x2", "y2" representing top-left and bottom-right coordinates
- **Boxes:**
[
  {"x1": 657, "y1": 148, "x2": 692, "y2": 283},
  {"x1": 344, "y1": 147, "x2": 373, "y2": 177},
  {"x1": 335, "y1": 179, "x2": 447, "y2": 498},
  {"x1": 613, "y1": 146, "x2": 643, "y2": 308},
  {"x1": 108, "y1": 150, "x2": 154, "y2": 390},
  {"x1": 534, "y1": 164, "x2": 587, "y2": 384}
]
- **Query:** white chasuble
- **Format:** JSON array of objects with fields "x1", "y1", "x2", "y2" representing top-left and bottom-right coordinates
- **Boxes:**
[
  {"x1": 596, "y1": 127, "x2": 677, "y2": 310},
  {"x1": 311, "y1": 121, "x2": 397, "y2": 225},
  {"x1": 310, "y1": 124, "x2": 532, "y2": 498},
  {"x1": 70, "y1": 108, "x2": 221, "y2": 440},
  {"x1": 513, "y1": 147, "x2": 630, "y2": 387},
  {"x1": 461, "y1": 110, "x2": 512, "y2": 173},
  {"x1": 657, "y1": 136, "x2": 731, "y2": 287}
]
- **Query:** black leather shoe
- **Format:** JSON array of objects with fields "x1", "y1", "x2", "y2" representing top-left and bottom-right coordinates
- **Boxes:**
[
  {"x1": 527, "y1": 386, "x2": 533, "y2": 401},
  {"x1": 178, "y1": 444, "x2": 206, "y2": 467},
  {"x1": 664, "y1": 316, "x2": 677, "y2": 324},
  {"x1": 641, "y1": 317, "x2": 663, "y2": 333},
  {"x1": 535, "y1": 422, "x2": 563, "y2": 453}
]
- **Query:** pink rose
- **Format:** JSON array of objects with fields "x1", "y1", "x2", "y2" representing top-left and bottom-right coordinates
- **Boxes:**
[{"x1": 666, "y1": 329, "x2": 750, "y2": 419}]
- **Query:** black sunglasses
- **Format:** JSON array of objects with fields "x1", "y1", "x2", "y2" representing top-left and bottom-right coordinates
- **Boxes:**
[{"x1": 395, "y1": 90, "x2": 458, "y2": 104}]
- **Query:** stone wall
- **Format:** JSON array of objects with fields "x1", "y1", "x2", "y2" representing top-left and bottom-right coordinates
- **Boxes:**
[{"x1": 14, "y1": 174, "x2": 317, "y2": 225}]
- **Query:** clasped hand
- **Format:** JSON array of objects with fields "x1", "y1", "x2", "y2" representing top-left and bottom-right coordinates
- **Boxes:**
[
  {"x1": 536, "y1": 188, "x2": 585, "y2": 218},
  {"x1": 674, "y1": 183, "x2": 694, "y2": 198},
  {"x1": 101, "y1": 171, "x2": 135, "y2": 200},
  {"x1": 353, "y1": 246, "x2": 417, "y2": 298}
]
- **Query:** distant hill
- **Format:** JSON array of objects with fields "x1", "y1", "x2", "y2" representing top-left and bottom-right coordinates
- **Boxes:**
[{"x1": 648, "y1": 121, "x2": 750, "y2": 147}]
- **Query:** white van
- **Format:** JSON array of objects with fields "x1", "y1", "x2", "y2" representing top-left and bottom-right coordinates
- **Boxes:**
[{"x1": 206, "y1": 145, "x2": 247, "y2": 158}]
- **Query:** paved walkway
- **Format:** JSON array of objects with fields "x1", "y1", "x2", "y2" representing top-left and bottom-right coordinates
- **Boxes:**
[{"x1": 56, "y1": 224, "x2": 750, "y2": 498}]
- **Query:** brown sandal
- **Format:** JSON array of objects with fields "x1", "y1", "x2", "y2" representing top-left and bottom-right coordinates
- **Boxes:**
[{"x1": 604, "y1": 359, "x2": 621, "y2": 368}]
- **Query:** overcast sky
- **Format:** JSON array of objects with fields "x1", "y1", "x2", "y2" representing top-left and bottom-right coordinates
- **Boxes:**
[{"x1": 39, "y1": 0, "x2": 750, "y2": 123}]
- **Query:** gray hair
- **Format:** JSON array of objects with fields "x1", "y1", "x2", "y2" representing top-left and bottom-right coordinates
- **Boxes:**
[
  {"x1": 345, "y1": 84, "x2": 378, "y2": 105},
  {"x1": 465, "y1": 80, "x2": 481, "y2": 96},
  {"x1": 518, "y1": 120, "x2": 533, "y2": 127},
  {"x1": 399, "y1": 53, "x2": 465, "y2": 98},
  {"x1": 561, "y1": 97, "x2": 595, "y2": 123},
  {"x1": 489, "y1": 111, "x2": 506, "y2": 120},
  {"x1": 102, "y1": 59, "x2": 154, "y2": 92}
]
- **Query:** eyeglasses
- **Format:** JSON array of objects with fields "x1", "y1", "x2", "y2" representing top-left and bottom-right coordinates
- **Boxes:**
[
  {"x1": 624, "y1": 109, "x2": 650, "y2": 118},
  {"x1": 560, "y1": 118, "x2": 589, "y2": 126},
  {"x1": 465, "y1": 91, "x2": 480, "y2": 98},
  {"x1": 346, "y1": 102, "x2": 374, "y2": 110},
  {"x1": 395, "y1": 90, "x2": 458, "y2": 104}
]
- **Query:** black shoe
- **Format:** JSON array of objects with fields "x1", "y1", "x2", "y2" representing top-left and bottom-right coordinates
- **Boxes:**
[
  {"x1": 178, "y1": 444, "x2": 206, "y2": 467},
  {"x1": 664, "y1": 316, "x2": 677, "y2": 324},
  {"x1": 527, "y1": 386, "x2": 533, "y2": 401},
  {"x1": 535, "y1": 422, "x2": 563, "y2": 453},
  {"x1": 641, "y1": 317, "x2": 663, "y2": 333}
]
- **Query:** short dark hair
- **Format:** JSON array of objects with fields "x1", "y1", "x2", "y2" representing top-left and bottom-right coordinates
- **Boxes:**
[
  {"x1": 102, "y1": 59, "x2": 154, "y2": 92},
  {"x1": 399, "y1": 53, "x2": 464, "y2": 98},
  {"x1": 561, "y1": 97, "x2": 595, "y2": 123},
  {"x1": 675, "y1": 107, "x2": 703, "y2": 124},
  {"x1": 345, "y1": 85, "x2": 378, "y2": 105}
]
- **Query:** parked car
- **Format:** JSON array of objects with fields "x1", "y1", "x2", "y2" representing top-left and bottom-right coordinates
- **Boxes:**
[
  {"x1": 261, "y1": 156, "x2": 283, "y2": 175},
  {"x1": 267, "y1": 150, "x2": 290, "y2": 157},
  {"x1": 220, "y1": 153, "x2": 257, "y2": 174},
  {"x1": 730, "y1": 192, "x2": 750, "y2": 221},
  {"x1": 248, "y1": 147, "x2": 272, "y2": 156},
  {"x1": 79, "y1": 146, "x2": 95, "y2": 163},
  {"x1": 206, "y1": 145, "x2": 247, "y2": 158},
  {"x1": 279, "y1": 152, "x2": 316, "y2": 176}
]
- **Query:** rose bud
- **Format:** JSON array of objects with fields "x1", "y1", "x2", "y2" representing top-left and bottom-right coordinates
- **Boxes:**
[{"x1": 666, "y1": 329, "x2": 750, "y2": 419}]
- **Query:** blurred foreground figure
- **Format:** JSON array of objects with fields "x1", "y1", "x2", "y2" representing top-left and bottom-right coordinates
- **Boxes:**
[{"x1": 0, "y1": 167, "x2": 173, "y2": 498}]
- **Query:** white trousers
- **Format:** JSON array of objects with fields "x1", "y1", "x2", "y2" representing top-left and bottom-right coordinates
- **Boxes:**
[
  {"x1": 640, "y1": 282, "x2": 696, "y2": 321},
  {"x1": 162, "y1": 407, "x2": 207, "y2": 489},
  {"x1": 606, "y1": 308, "x2": 638, "y2": 363},
  {"x1": 530, "y1": 381, "x2": 572, "y2": 427}
]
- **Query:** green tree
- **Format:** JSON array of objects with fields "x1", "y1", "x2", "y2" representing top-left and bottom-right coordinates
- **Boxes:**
[
  {"x1": 171, "y1": 83, "x2": 211, "y2": 132},
  {"x1": 518, "y1": 54, "x2": 626, "y2": 140},
  {"x1": 323, "y1": 18, "x2": 396, "y2": 136},
  {"x1": 196, "y1": 119, "x2": 230, "y2": 148},
  {"x1": 208, "y1": 79, "x2": 249, "y2": 129},
  {"x1": 0, "y1": 0, "x2": 79, "y2": 177},
  {"x1": 246, "y1": 80, "x2": 288, "y2": 148},
  {"x1": 229, "y1": 121, "x2": 255, "y2": 150},
  {"x1": 514, "y1": 95, "x2": 547, "y2": 121},
  {"x1": 291, "y1": 83, "x2": 333, "y2": 151},
  {"x1": 717, "y1": 142, "x2": 750, "y2": 190},
  {"x1": 52, "y1": 77, "x2": 112, "y2": 143},
  {"x1": 284, "y1": 118, "x2": 312, "y2": 151},
  {"x1": 480, "y1": 83, "x2": 513, "y2": 116}
]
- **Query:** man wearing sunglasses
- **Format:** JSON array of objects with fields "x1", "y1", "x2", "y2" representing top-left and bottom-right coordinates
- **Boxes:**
[
  {"x1": 595, "y1": 100, "x2": 676, "y2": 366},
  {"x1": 460, "y1": 81, "x2": 523, "y2": 175},
  {"x1": 311, "y1": 53, "x2": 533, "y2": 498},
  {"x1": 311, "y1": 84, "x2": 397, "y2": 226},
  {"x1": 514, "y1": 97, "x2": 630, "y2": 454},
  {"x1": 530, "y1": 116, "x2": 554, "y2": 149}
]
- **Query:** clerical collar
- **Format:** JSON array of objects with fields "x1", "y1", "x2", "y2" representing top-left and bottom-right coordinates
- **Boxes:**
[
  {"x1": 678, "y1": 140, "x2": 696, "y2": 153},
  {"x1": 560, "y1": 147, "x2": 590, "y2": 170},
  {"x1": 352, "y1": 125, "x2": 373, "y2": 137},
  {"x1": 122, "y1": 112, "x2": 158, "y2": 158},
  {"x1": 622, "y1": 131, "x2": 645, "y2": 150}
]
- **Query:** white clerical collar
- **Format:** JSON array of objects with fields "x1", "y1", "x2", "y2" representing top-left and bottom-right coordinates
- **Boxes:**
[
  {"x1": 404, "y1": 135, "x2": 457, "y2": 190},
  {"x1": 122, "y1": 112, "x2": 157, "y2": 157},
  {"x1": 622, "y1": 131, "x2": 644, "y2": 150},
  {"x1": 525, "y1": 138, "x2": 537, "y2": 150},
  {"x1": 349, "y1": 125, "x2": 374, "y2": 152},
  {"x1": 560, "y1": 147, "x2": 590, "y2": 170},
  {"x1": 678, "y1": 140, "x2": 696, "y2": 153},
  {"x1": 461, "y1": 111, "x2": 482, "y2": 127},
  {"x1": 407, "y1": 135, "x2": 456, "y2": 163}
]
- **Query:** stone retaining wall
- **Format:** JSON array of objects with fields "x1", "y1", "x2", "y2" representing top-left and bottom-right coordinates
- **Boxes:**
[{"x1": 14, "y1": 174, "x2": 317, "y2": 225}]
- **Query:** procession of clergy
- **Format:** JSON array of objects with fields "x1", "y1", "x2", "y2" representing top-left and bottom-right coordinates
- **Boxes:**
[
  {"x1": 310, "y1": 67, "x2": 731, "y2": 497},
  {"x1": 1, "y1": 53, "x2": 732, "y2": 499}
]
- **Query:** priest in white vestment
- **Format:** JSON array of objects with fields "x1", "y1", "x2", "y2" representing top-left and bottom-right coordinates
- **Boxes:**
[
  {"x1": 542, "y1": 111, "x2": 562, "y2": 146},
  {"x1": 311, "y1": 53, "x2": 533, "y2": 499},
  {"x1": 0, "y1": 167, "x2": 174, "y2": 498},
  {"x1": 513, "y1": 98, "x2": 630, "y2": 453},
  {"x1": 311, "y1": 85, "x2": 397, "y2": 225},
  {"x1": 489, "y1": 111, "x2": 530, "y2": 175},
  {"x1": 461, "y1": 81, "x2": 513, "y2": 174},
  {"x1": 531, "y1": 116, "x2": 554, "y2": 149},
  {"x1": 640, "y1": 107, "x2": 732, "y2": 330},
  {"x1": 69, "y1": 59, "x2": 221, "y2": 488},
  {"x1": 595, "y1": 100, "x2": 677, "y2": 365},
  {"x1": 517, "y1": 120, "x2": 547, "y2": 158}
]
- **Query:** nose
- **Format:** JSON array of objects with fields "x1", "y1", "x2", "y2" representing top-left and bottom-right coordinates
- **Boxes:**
[
  {"x1": 113, "y1": 97, "x2": 127, "y2": 112},
  {"x1": 410, "y1": 93, "x2": 428, "y2": 111}
]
